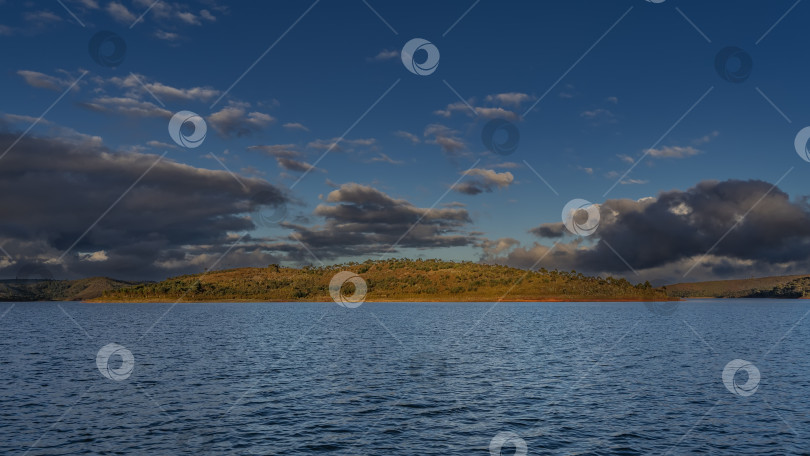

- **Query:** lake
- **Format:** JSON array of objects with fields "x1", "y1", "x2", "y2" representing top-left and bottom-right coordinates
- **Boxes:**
[{"x1": 1, "y1": 300, "x2": 809, "y2": 455}]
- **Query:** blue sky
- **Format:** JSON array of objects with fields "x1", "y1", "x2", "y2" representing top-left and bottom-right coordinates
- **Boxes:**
[{"x1": 1, "y1": 0, "x2": 809, "y2": 284}]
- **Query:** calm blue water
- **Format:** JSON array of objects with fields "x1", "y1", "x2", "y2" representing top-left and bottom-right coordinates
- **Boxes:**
[{"x1": 1, "y1": 300, "x2": 809, "y2": 455}]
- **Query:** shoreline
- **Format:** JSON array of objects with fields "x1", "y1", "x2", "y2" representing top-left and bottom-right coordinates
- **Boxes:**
[{"x1": 84, "y1": 297, "x2": 683, "y2": 303}]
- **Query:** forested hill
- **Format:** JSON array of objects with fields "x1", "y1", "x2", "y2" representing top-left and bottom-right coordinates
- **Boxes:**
[
  {"x1": 666, "y1": 275, "x2": 810, "y2": 298},
  {"x1": 0, "y1": 277, "x2": 136, "y2": 301},
  {"x1": 95, "y1": 259, "x2": 670, "y2": 302}
]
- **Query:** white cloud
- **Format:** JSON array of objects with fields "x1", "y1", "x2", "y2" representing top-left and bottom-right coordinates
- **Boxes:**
[
  {"x1": 79, "y1": 250, "x2": 109, "y2": 262},
  {"x1": 106, "y1": 2, "x2": 137, "y2": 23},
  {"x1": 424, "y1": 124, "x2": 465, "y2": 155},
  {"x1": 154, "y1": 30, "x2": 181, "y2": 41},
  {"x1": 208, "y1": 106, "x2": 275, "y2": 137},
  {"x1": 368, "y1": 49, "x2": 399, "y2": 61},
  {"x1": 485, "y1": 92, "x2": 533, "y2": 108},
  {"x1": 108, "y1": 74, "x2": 220, "y2": 102},
  {"x1": 620, "y1": 178, "x2": 648, "y2": 185},
  {"x1": 81, "y1": 97, "x2": 172, "y2": 118},
  {"x1": 434, "y1": 101, "x2": 520, "y2": 121},
  {"x1": 394, "y1": 130, "x2": 420, "y2": 144},
  {"x1": 283, "y1": 122, "x2": 309, "y2": 132},
  {"x1": 177, "y1": 11, "x2": 201, "y2": 25},
  {"x1": 369, "y1": 153, "x2": 404, "y2": 165},
  {"x1": 453, "y1": 168, "x2": 514, "y2": 195},
  {"x1": 646, "y1": 145, "x2": 700, "y2": 159},
  {"x1": 17, "y1": 70, "x2": 76, "y2": 91},
  {"x1": 617, "y1": 154, "x2": 634, "y2": 164},
  {"x1": 307, "y1": 137, "x2": 376, "y2": 152},
  {"x1": 24, "y1": 10, "x2": 62, "y2": 23}
]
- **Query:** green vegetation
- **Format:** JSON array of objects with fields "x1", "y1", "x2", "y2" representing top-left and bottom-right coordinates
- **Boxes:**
[
  {"x1": 95, "y1": 259, "x2": 671, "y2": 302},
  {"x1": 666, "y1": 274, "x2": 810, "y2": 298},
  {"x1": 0, "y1": 277, "x2": 137, "y2": 301}
]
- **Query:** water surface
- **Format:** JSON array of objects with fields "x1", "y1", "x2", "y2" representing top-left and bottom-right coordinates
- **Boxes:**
[{"x1": 1, "y1": 300, "x2": 808, "y2": 455}]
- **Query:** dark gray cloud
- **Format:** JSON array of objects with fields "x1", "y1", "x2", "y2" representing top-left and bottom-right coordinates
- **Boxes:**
[
  {"x1": 277, "y1": 183, "x2": 476, "y2": 261},
  {"x1": 453, "y1": 168, "x2": 514, "y2": 195},
  {"x1": 247, "y1": 144, "x2": 318, "y2": 173},
  {"x1": 207, "y1": 105, "x2": 274, "y2": 137},
  {"x1": 483, "y1": 179, "x2": 810, "y2": 284},
  {"x1": 0, "y1": 131, "x2": 288, "y2": 280}
]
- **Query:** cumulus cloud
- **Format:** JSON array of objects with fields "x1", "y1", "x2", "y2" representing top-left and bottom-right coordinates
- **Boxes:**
[
  {"x1": 306, "y1": 137, "x2": 376, "y2": 153},
  {"x1": 277, "y1": 183, "x2": 476, "y2": 260},
  {"x1": 484, "y1": 92, "x2": 533, "y2": 108},
  {"x1": 646, "y1": 145, "x2": 700, "y2": 159},
  {"x1": 106, "y1": 1, "x2": 137, "y2": 23},
  {"x1": 283, "y1": 122, "x2": 309, "y2": 131},
  {"x1": 80, "y1": 96, "x2": 172, "y2": 118},
  {"x1": 0, "y1": 131, "x2": 288, "y2": 280},
  {"x1": 108, "y1": 73, "x2": 220, "y2": 102},
  {"x1": 24, "y1": 10, "x2": 62, "y2": 24},
  {"x1": 208, "y1": 105, "x2": 275, "y2": 137},
  {"x1": 482, "y1": 179, "x2": 810, "y2": 284},
  {"x1": 394, "y1": 130, "x2": 420, "y2": 144},
  {"x1": 435, "y1": 92, "x2": 532, "y2": 121},
  {"x1": 435, "y1": 101, "x2": 520, "y2": 121},
  {"x1": 424, "y1": 124, "x2": 465, "y2": 156},
  {"x1": 368, "y1": 49, "x2": 399, "y2": 61},
  {"x1": 129, "y1": 0, "x2": 220, "y2": 28},
  {"x1": 17, "y1": 70, "x2": 81, "y2": 91},
  {"x1": 247, "y1": 144, "x2": 319, "y2": 173},
  {"x1": 580, "y1": 108, "x2": 615, "y2": 124},
  {"x1": 368, "y1": 153, "x2": 404, "y2": 165},
  {"x1": 453, "y1": 168, "x2": 514, "y2": 195}
]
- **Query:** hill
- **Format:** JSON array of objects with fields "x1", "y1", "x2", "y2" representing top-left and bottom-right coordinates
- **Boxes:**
[
  {"x1": 94, "y1": 259, "x2": 671, "y2": 302},
  {"x1": 0, "y1": 277, "x2": 139, "y2": 301},
  {"x1": 666, "y1": 274, "x2": 810, "y2": 298}
]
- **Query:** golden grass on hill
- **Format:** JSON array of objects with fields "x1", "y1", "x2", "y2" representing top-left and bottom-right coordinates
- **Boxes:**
[{"x1": 95, "y1": 259, "x2": 672, "y2": 302}]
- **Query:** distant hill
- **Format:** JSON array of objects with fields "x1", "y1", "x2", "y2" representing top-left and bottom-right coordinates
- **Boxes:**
[
  {"x1": 666, "y1": 274, "x2": 810, "y2": 298},
  {"x1": 94, "y1": 259, "x2": 671, "y2": 302},
  {"x1": 0, "y1": 277, "x2": 138, "y2": 301}
]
